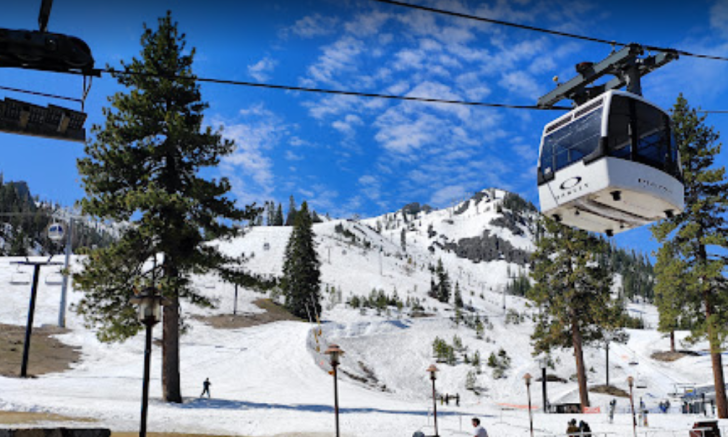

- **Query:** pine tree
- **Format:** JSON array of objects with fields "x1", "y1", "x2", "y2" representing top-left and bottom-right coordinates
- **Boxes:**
[
  {"x1": 74, "y1": 12, "x2": 255, "y2": 403},
  {"x1": 400, "y1": 228, "x2": 406, "y2": 251},
  {"x1": 454, "y1": 281, "x2": 463, "y2": 308},
  {"x1": 652, "y1": 94, "x2": 728, "y2": 418},
  {"x1": 275, "y1": 203, "x2": 284, "y2": 226},
  {"x1": 435, "y1": 259, "x2": 451, "y2": 303},
  {"x1": 529, "y1": 217, "x2": 624, "y2": 409},
  {"x1": 285, "y1": 195, "x2": 297, "y2": 226},
  {"x1": 280, "y1": 201, "x2": 321, "y2": 319}
]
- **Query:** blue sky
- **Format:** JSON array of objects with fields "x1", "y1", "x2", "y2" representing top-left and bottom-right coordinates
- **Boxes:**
[{"x1": 1, "y1": 0, "x2": 728, "y2": 255}]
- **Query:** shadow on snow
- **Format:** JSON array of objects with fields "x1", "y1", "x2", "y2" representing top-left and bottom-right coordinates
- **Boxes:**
[{"x1": 179, "y1": 397, "x2": 489, "y2": 418}]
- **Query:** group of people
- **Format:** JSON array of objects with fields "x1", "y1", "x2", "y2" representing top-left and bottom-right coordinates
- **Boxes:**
[{"x1": 566, "y1": 418, "x2": 592, "y2": 436}]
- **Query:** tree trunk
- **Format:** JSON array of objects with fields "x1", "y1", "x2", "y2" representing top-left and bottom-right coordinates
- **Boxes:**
[
  {"x1": 572, "y1": 319, "x2": 590, "y2": 409},
  {"x1": 162, "y1": 295, "x2": 182, "y2": 403},
  {"x1": 705, "y1": 289, "x2": 728, "y2": 418},
  {"x1": 670, "y1": 330, "x2": 675, "y2": 353}
]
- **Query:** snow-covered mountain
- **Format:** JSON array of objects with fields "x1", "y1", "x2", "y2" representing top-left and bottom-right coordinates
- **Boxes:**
[{"x1": 0, "y1": 188, "x2": 718, "y2": 436}]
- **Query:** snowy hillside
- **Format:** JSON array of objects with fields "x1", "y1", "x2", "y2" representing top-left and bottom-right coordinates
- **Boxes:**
[{"x1": 0, "y1": 189, "x2": 722, "y2": 436}]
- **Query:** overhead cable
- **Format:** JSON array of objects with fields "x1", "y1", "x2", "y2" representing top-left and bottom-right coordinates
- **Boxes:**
[
  {"x1": 103, "y1": 68, "x2": 571, "y2": 111},
  {"x1": 0, "y1": 84, "x2": 84, "y2": 104},
  {"x1": 372, "y1": 0, "x2": 728, "y2": 62}
]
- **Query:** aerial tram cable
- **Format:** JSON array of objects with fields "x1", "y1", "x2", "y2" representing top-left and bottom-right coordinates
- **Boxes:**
[
  {"x1": 87, "y1": 69, "x2": 728, "y2": 114},
  {"x1": 99, "y1": 68, "x2": 571, "y2": 111},
  {"x1": 372, "y1": 0, "x2": 728, "y2": 62}
]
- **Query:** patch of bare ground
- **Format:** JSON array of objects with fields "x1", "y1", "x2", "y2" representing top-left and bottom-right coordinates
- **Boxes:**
[
  {"x1": 0, "y1": 410, "x2": 96, "y2": 425},
  {"x1": 193, "y1": 299, "x2": 303, "y2": 329},
  {"x1": 589, "y1": 384, "x2": 630, "y2": 398},
  {"x1": 652, "y1": 351, "x2": 691, "y2": 362},
  {"x1": 0, "y1": 324, "x2": 81, "y2": 377}
]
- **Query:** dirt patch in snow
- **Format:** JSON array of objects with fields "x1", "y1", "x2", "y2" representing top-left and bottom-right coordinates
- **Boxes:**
[
  {"x1": 193, "y1": 298, "x2": 304, "y2": 329},
  {"x1": 651, "y1": 351, "x2": 692, "y2": 362},
  {"x1": 0, "y1": 410, "x2": 96, "y2": 425},
  {"x1": 589, "y1": 384, "x2": 630, "y2": 398},
  {"x1": 0, "y1": 323, "x2": 81, "y2": 377}
]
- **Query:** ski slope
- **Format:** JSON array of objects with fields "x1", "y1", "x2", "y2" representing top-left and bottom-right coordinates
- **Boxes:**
[{"x1": 0, "y1": 191, "x2": 723, "y2": 436}]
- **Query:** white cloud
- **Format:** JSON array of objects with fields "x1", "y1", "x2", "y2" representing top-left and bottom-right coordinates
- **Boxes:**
[
  {"x1": 498, "y1": 71, "x2": 543, "y2": 99},
  {"x1": 285, "y1": 151, "x2": 304, "y2": 161},
  {"x1": 345, "y1": 11, "x2": 391, "y2": 36},
  {"x1": 374, "y1": 109, "x2": 444, "y2": 154},
  {"x1": 283, "y1": 14, "x2": 339, "y2": 39},
  {"x1": 215, "y1": 105, "x2": 289, "y2": 204},
  {"x1": 304, "y1": 36, "x2": 365, "y2": 86},
  {"x1": 713, "y1": 0, "x2": 728, "y2": 34},
  {"x1": 247, "y1": 57, "x2": 277, "y2": 82},
  {"x1": 430, "y1": 185, "x2": 467, "y2": 206},
  {"x1": 332, "y1": 114, "x2": 364, "y2": 136}
]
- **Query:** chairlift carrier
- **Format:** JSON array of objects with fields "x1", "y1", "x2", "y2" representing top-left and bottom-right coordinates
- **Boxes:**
[{"x1": 536, "y1": 44, "x2": 684, "y2": 235}]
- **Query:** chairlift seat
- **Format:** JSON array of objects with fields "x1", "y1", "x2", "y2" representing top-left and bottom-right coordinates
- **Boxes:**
[
  {"x1": 45, "y1": 272, "x2": 64, "y2": 285},
  {"x1": 10, "y1": 272, "x2": 31, "y2": 285}
]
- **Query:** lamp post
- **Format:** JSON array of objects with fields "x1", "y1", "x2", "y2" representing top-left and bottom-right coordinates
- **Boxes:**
[
  {"x1": 13, "y1": 259, "x2": 63, "y2": 377},
  {"x1": 325, "y1": 344, "x2": 345, "y2": 437},
  {"x1": 628, "y1": 376, "x2": 637, "y2": 437},
  {"x1": 131, "y1": 287, "x2": 167, "y2": 437},
  {"x1": 427, "y1": 364, "x2": 439, "y2": 437},
  {"x1": 524, "y1": 373, "x2": 534, "y2": 437},
  {"x1": 539, "y1": 357, "x2": 548, "y2": 413}
]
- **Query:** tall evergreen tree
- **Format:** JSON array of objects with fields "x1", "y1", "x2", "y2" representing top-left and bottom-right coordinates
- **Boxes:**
[
  {"x1": 74, "y1": 13, "x2": 255, "y2": 403},
  {"x1": 652, "y1": 94, "x2": 728, "y2": 417},
  {"x1": 275, "y1": 203, "x2": 284, "y2": 226},
  {"x1": 454, "y1": 281, "x2": 463, "y2": 308},
  {"x1": 529, "y1": 218, "x2": 624, "y2": 409},
  {"x1": 280, "y1": 201, "x2": 321, "y2": 319},
  {"x1": 434, "y1": 259, "x2": 451, "y2": 303},
  {"x1": 285, "y1": 195, "x2": 297, "y2": 226}
]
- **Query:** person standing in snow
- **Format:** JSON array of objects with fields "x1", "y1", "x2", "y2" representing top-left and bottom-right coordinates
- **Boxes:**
[
  {"x1": 471, "y1": 417, "x2": 488, "y2": 437},
  {"x1": 200, "y1": 377, "x2": 211, "y2": 398},
  {"x1": 566, "y1": 419, "x2": 580, "y2": 436}
]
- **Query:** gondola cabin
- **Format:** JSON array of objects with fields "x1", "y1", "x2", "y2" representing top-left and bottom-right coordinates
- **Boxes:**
[{"x1": 537, "y1": 90, "x2": 684, "y2": 235}]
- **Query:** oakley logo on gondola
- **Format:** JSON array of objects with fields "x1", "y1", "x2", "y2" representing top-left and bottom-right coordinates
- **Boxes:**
[
  {"x1": 560, "y1": 177, "x2": 583, "y2": 190},
  {"x1": 637, "y1": 178, "x2": 672, "y2": 194}
]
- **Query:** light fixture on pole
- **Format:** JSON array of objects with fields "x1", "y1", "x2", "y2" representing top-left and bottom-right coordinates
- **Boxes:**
[
  {"x1": 325, "y1": 344, "x2": 345, "y2": 437},
  {"x1": 131, "y1": 287, "x2": 168, "y2": 437},
  {"x1": 628, "y1": 376, "x2": 637, "y2": 437},
  {"x1": 427, "y1": 364, "x2": 439, "y2": 437},
  {"x1": 524, "y1": 373, "x2": 534, "y2": 437}
]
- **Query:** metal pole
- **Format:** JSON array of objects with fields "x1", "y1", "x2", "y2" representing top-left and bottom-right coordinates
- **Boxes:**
[
  {"x1": 606, "y1": 340, "x2": 610, "y2": 387},
  {"x1": 527, "y1": 382, "x2": 534, "y2": 437},
  {"x1": 542, "y1": 366, "x2": 548, "y2": 413},
  {"x1": 502, "y1": 285, "x2": 506, "y2": 313},
  {"x1": 233, "y1": 284, "x2": 238, "y2": 316},
  {"x1": 20, "y1": 264, "x2": 41, "y2": 378},
  {"x1": 333, "y1": 362, "x2": 340, "y2": 437},
  {"x1": 379, "y1": 249, "x2": 382, "y2": 276},
  {"x1": 431, "y1": 376, "x2": 439, "y2": 437},
  {"x1": 629, "y1": 384, "x2": 637, "y2": 437},
  {"x1": 59, "y1": 218, "x2": 72, "y2": 328},
  {"x1": 140, "y1": 321, "x2": 153, "y2": 437}
]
